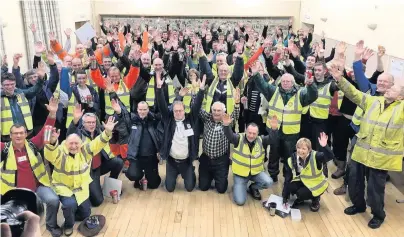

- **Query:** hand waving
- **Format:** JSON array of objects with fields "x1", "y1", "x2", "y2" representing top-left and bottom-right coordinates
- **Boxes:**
[
  {"x1": 34, "y1": 42, "x2": 46, "y2": 55},
  {"x1": 50, "y1": 127, "x2": 61, "y2": 145},
  {"x1": 233, "y1": 88, "x2": 240, "y2": 104},
  {"x1": 268, "y1": 115, "x2": 278, "y2": 130},
  {"x1": 103, "y1": 116, "x2": 119, "y2": 135},
  {"x1": 45, "y1": 96, "x2": 59, "y2": 116},
  {"x1": 318, "y1": 132, "x2": 328, "y2": 147},
  {"x1": 72, "y1": 104, "x2": 84, "y2": 124},
  {"x1": 111, "y1": 99, "x2": 122, "y2": 114},
  {"x1": 362, "y1": 47, "x2": 374, "y2": 61},
  {"x1": 222, "y1": 113, "x2": 233, "y2": 126},
  {"x1": 179, "y1": 87, "x2": 190, "y2": 97}
]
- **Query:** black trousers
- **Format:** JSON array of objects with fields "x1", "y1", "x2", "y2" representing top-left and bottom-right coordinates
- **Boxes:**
[
  {"x1": 165, "y1": 156, "x2": 196, "y2": 192},
  {"x1": 310, "y1": 120, "x2": 329, "y2": 177},
  {"x1": 348, "y1": 160, "x2": 388, "y2": 220},
  {"x1": 268, "y1": 135, "x2": 297, "y2": 178},
  {"x1": 244, "y1": 110, "x2": 267, "y2": 135},
  {"x1": 89, "y1": 156, "x2": 124, "y2": 207},
  {"x1": 125, "y1": 155, "x2": 161, "y2": 189},
  {"x1": 299, "y1": 113, "x2": 311, "y2": 139},
  {"x1": 327, "y1": 115, "x2": 354, "y2": 162},
  {"x1": 289, "y1": 181, "x2": 315, "y2": 201},
  {"x1": 198, "y1": 153, "x2": 230, "y2": 193}
]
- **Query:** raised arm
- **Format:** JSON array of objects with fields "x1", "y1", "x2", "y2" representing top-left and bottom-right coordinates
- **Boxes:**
[
  {"x1": 122, "y1": 61, "x2": 140, "y2": 89},
  {"x1": 155, "y1": 73, "x2": 170, "y2": 119},
  {"x1": 299, "y1": 83, "x2": 318, "y2": 107},
  {"x1": 251, "y1": 72, "x2": 277, "y2": 101},
  {"x1": 222, "y1": 114, "x2": 240, "y2": 146},
  {"x1": 89, "y1": 66, "x2": 106, "y2": 89}
]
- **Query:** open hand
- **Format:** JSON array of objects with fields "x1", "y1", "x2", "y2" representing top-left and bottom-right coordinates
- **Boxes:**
[
  {"x1": 377, "y1": 45, "x2": 386, "y2": 57},
  {"x1": 318, "y1": 132, "x2": 328, "y2": 147},
  {"x1": 268, "y1": 115, "x2": 278, "y2": 130},
  {"x1": 34, "y1": 42, "x2": 46, "y2": 55},
  {"x1": 64, "y1": 28, "x2": 72, "y2": 38},
  {"x1": 50, "y1": 127, "x2": 61, "y2": 144},
  {"x1": 222, "y1": 113, "x2": 233, "y2": 126},
  {"x1": 179, "y1": 87, "x2": 190, "y2": 97},
  {"x1": 362, "y1": 47, "x2": 374, "y2": 61},
  {"x1": 45, "y1": 96, "x2": 59, "y2": 116},
  {"x1": 111, "y1": 99, "x2": 122, "y2": 114},
  {"x1": 103, "y1": 116, "x2": 119, "y2": 134}
]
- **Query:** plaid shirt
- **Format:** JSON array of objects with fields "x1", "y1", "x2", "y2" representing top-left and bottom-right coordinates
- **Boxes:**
[{"x1": 200, "y1": 105, "x2": 240, "y2": 158}]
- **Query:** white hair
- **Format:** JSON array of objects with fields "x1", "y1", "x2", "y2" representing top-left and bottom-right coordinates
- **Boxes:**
[
  {"x1": 82, "y1": 113, "x2": 97, "y2": 121},
  {"x1": 211, "y1": 101, "x2": 226, "y2": 112}
]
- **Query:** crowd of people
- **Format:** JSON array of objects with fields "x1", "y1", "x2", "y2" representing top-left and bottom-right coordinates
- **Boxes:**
[{"x1": 1, "y1": 17, "x2": 403, "y2": 237}]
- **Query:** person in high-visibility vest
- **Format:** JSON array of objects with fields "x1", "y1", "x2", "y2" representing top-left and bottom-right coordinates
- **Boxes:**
[
  {"x1": 66, "y1": 104, "x2": 123, "y2": 207},
  {"x1": 252, "y1": 70, "x2": 318, "y2": 182},
  {"x1": 44, "y1": 116, "x2": 118, "y2": 236},
  {"x1": 330, "y1": 62, "x2": 404, "y2": 229},
  {"x1": 1, "y1": 71, "x2": 45, "y2": 141},
  {"x1": 223, "y1": 114, "x2": 279, "y2": 206},
  {"x1": 282, "y1": 133, "x2": 334, "y2": 212},
  {"x1": 333, "y1": 44, "x2": 393, "y2": 196},
  {"x1": 65, "y1": 69, "x2": 100, "y2": 128},
  {"x1": 1, "y1": 97, "x2": 62, "y2": 237}
]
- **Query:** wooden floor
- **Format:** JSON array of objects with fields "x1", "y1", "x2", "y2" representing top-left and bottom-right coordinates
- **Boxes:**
[{"x1": 37, "y1": 161, "x2": 404, "y2": 237}]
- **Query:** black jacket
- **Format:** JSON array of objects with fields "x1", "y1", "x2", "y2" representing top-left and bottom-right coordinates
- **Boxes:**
[
  {"x1": 156, "y1": 86, "x2": 205, "y2": 162},
  {"x1": 282, "y1": 145, "x2": 334, "y2": 201},
  {"x1": 119, "y1": 110, "x2": 163, "y2": 160},
  {"x1": 71, "y1": 84, "x2": 100, "y2": 116}
]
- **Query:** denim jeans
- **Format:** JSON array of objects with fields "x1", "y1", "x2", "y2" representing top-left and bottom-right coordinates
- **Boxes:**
[
  {"x1": 233, "y1": 171, "x2": 273, "y2": 206},
  {"x1": 36, "y1": 186, "x2": 60, "y2": 229},
  {"x1": 59, "y1": 196, "x2": 91, "y2": 228}
]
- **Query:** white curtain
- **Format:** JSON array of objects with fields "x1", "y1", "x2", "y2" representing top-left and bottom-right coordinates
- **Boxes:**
[{"x1": 20, "y1": 0, "x2": 62, "y2": 68}]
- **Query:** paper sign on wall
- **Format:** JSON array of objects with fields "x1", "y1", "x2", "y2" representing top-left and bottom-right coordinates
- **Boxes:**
[
  {"x1": 74, "y1": 22, "x2": 96, "y2": 44},
  {"x1": 390, "y1": 58, "x2": 404, "y2": 82}
]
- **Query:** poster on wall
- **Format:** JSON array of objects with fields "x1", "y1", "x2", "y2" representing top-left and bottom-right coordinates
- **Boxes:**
[{"x1": 390, "y1": 58, "x2": 404, "y2": 83}]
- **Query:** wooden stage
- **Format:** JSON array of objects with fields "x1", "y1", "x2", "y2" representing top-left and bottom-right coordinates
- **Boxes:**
[{"x1": 38, "y1": 161, "x2": 404, "y2": 237}]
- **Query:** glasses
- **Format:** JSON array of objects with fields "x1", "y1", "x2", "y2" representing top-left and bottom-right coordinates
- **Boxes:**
[
  {"x1": 11, "y1": 131, "x2": 26, "y2": 135},
  {"x1": 84, "y1": 121, "x2": 96, "y2": 124}
]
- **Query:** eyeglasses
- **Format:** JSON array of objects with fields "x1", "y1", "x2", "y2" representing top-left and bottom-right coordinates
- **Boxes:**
[{"x1": 84, "y1": 121, "x2": 96, "y2": 124}]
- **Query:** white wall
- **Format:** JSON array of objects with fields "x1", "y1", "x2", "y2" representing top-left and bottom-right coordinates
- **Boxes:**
[
  {"x1": 1, "y1": 1, "x2": 29, "y2": 72},
  {"x1": 300, "y1": 0, "x2": 404, "y2": 59}
]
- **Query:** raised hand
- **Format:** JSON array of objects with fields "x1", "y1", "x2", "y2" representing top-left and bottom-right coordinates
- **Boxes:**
[
  {"x1": 45, "y1": 96, "x2": 59, "y2": 115},
  {"x1": 37, "y1": 61, "x2": 47, "y2": 79},
  {"x1": 200, "y1": 74, "x2": 206, "y2": 89},
  {"x1": 49, "y1": 32, "x2": 56, "y2": 41},
  {"x1": 64, "y1": 28, "x2": 72, "y2": 38},
  {"x1": 222, "y1": 113, "x2": 233, "y2": 126},
  {"x1": 105, "y1": 76, "x2": 114, "y2": 93},
  {"x1": 50, "y1": 127, "x2": 61, "y2": 144},
  {"x1": 268, "y1": 115, "x2": 278, "y2": 130},
  {"x1": 318, "y1": 132, "x2": 328, "y2": 147},
  {"x1": 377, "y1": 45, "x2": 386, "y2": 57},
  {"x1": 362, "y1": 47, "x2": 374, "y2": 61},
  {"x1": 133, "y1": 49, "x2": 142, "y2": 61},
  {"x1": 111, "y1": 99, "x2": 122, "y2": 114},
  {"x1": 328, "y1": 63, "x2": 343, "y2": 82},
  {"x1": 72, "y1": 103, "x2": 84, "y2": 124},
  {"x1": 179, "y1": 87, "x2": 190, "y2": 97},
  {"x1": 336, "y1": 41, "x2": 347, "y2": 56},
  {"x1": 155, "y1": 72, "x2": 164, "y2": 88},
  {"x1": 13, "y1": 54, "x2": 23, "y2": 67},
  {"x1": 34, "y1": 41, "x2": 46, "y2": 55},
  {"x1": 1, "y1": 55, "x2": 7, "y2": 67},
  {"x1": 103, "y1": 116, "x2": 119, "y2": 135},
  {"x1": 46, "y1": 51, "x2": 55, "y2": 65},
  {"x1": 233, "y1": 88, "x2": 240, "y2": 104}
]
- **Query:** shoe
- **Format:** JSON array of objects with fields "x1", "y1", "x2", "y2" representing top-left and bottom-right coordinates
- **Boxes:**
[
  {"x1": 291, "y1": 198, "x2": 304, "y2": 208},
  {"x1": 368, "y1": 217, "x2": 384, "y2": 229},
  {"x1": 344, "y1": 206, "x2": 366, "y2": 215},
  {"x1": 333, "y1": 184, "x2": 347, "y2": 195},
  {"x1": 271, "y1": 176, "x2": 278, "y2": 183},
  {"x1": 331, "y1": 161, "x2": 346, "y2": 179},
  {"x1": 64, "y1": 227, "x2": 73, "y2": 236},
  {"x1": 248, "y1": 184, "x2": 262, "y2": 200},
  {"x1": 310, "y1": 197, "x2": 321, "y2": 212},
  {"x1": 386, "y1": 174, "x2": 391, "y2": 182},
  {"x1": 46, "y1": 225, "x2": 62, "y2": 237}
]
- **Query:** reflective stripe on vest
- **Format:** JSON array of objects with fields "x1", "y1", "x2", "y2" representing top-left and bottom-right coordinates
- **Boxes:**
[
  {"x1": 1, "y1": 94, "x2": 33, "y2": 136},
  {"x1": 287, "y1": 151, "x2": 328, "y2": 197},
  {"x1": 204, "y1": 78, "x2": 235, "y2": 115},
  {"x1": 351, "y1": 90, "x2": 373, "y2": 126},
  {"x1": 1, "y1": 141, "x2": 51, "y2": 195},
  {"x1": 146, "y1": 76, "x2": 176, "y2": 107},
  {"x1": 105, "y1": 81, "x2": 130, "y2": 115},
  {"x1": 267, "y1": 88, "x2": 302, "y2": 135},
  {"x1": 231, "y1": 135, "x2": 265, "y2": 177},
  {"x1": 82, "y1": 135, "x2": 113, "y2": 159},
  {"x1": 352, "y1": 99, "x2": 404, "y2": 171},
  {"x1": 309, "y1": 83, "x2": 332, "y2": 119},
  {"x1": 337, "y1": 91, "x2": 344, "y2": 109}
]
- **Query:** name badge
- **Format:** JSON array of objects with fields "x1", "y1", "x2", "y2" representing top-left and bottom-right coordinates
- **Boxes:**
[
  {"x1": 184, "y1": 129, "x2": 194, "y2": 137},
  {"x1": 132, "y1": 125, "x2": 137, "y2": 130},
  {"x1": 17, "y1": 156, "x2": 27, "y2": 163},
  {"x1": 223, "y1": 85, "x2": 227, "y2": 89},
  {"x1": 214, "y1": 125, "x2": 222, "y2": 131}
]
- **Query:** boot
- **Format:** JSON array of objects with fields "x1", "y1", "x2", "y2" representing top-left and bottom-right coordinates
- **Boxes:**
[
  {"x1": 331, "y1": 161, "x2": 346, "y2": 179},
  {"x1": 333, "y1": 184, "x2": 347, "y2": 195}
]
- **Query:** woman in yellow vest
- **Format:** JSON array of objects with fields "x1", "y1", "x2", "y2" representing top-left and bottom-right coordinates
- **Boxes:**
[
  {"x1": 282, "y1": 133, "x2": 333, "y2": 212},
  {"x1": 223, "y1": 114, "x2": 279, "y2": 206},
  {"x1": 44, "y1": 116, "x2": 118, "y2": 236}
]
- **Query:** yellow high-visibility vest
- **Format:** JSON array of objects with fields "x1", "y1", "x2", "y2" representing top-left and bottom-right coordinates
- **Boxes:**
[
  {"x1": 351, "y1": 90, "x2": 372, "y2": 126},
  {"x1": 105, "y1": 81, "x2": 130, "y2": 115},
  {"x1": 287, "y1": 151, "x2": 328, "y2": 197},
  {"x1": 204, "y1": 78, "x2": 235, "y2": 115},
  {"x1": 1, "y1": 94, "x2": 33, "y2": 136},
  {"x1": 309, "y1": 82, "x2": 332, "y2": 119},
  {"x1": 146, "y1": 76, "x2": 175, "y2": 107},
  {"x1": 1, "y1": 141, "x2": 51, "y2": 195},
  {"x1": 81, "y1": 134, "x2": 114, "y2": 159},
  {"x1": 232, "y1": 135, "x2": 265, "y2": 177},
  {"x1": 44, "y1": 131, "x2": 112, "y2": 205},
  {"x1": 267, "y1": 88, "x2": 303, "y2": 135}
]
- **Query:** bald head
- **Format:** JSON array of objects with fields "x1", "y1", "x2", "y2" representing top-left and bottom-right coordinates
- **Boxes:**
[
  {"x1": 72, "y1": 58, "x2": 82, "y2": 71},
  {"x1": 75, "y1": 44, "x2": 85, "y2": 56},
  {"x1": 153, "y1": 58, "x2": 163, "y2": 72},
  {"x1": 218, "y1": 64, "x2": 230, "y2": 80},
  {"x1": 376, "y1": 73, "x2": 394, "y2": 94},
  {"x1": 141, "y1": 53, "x2": 151, "y2": 67}
]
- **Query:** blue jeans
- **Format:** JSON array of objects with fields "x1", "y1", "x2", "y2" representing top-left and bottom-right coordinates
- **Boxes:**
[
  {"x1": 233, "y1": 172, "x2": 273, "y2": 206},
  {"x1": 36, "y1": 186, "x2": 60, "y2": 229},
  {"x1": 59, "y1": 196, "x2": 91, "y2": 228}
]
